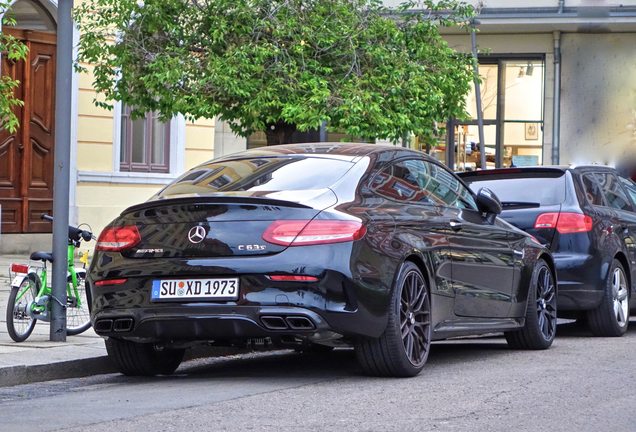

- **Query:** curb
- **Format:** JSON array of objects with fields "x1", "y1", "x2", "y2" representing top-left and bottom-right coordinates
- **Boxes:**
[
  {"x1": 0, "y1": 355, "x2": 116, "y2": 387},
  {"x1": 0, "y1": 344, "x2": 279, "y2": 387}
]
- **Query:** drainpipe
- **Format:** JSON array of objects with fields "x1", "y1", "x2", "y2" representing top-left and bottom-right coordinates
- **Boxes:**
[
  {"x1": 470, "y1": 21, "x2": 487, "y2": 170},
  {"x1": 552, "y1": 30, "x2": 561, "y2": 165},
  {"x1": 558, "y1": 0, "x2": 565, "y2": 14}
]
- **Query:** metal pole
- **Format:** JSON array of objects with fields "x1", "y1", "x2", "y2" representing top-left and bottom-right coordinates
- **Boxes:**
[
  {"x1": 50, "y1": 0, "x2": 74, "y2": 342},
  {"x1": 552, "y1": 31, "x2": 561, "y2": 165},
  {"x1": 470, "y1": 23, "x2": 487, "y2": 170},
  {"x1": 319, "y1": 120, "x2": 327, "y2": 142}
]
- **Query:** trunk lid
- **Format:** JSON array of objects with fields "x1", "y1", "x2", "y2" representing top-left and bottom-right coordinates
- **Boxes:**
[{"x1": 115, "y1": 190, "x2": 337, "y2": 258}]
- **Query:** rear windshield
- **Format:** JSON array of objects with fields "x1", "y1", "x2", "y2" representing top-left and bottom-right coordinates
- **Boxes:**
[
  {"x1": 462, "y1": 172, "x2": 566, "y2": 206},
  {"x1": 156, "y1": 157, "x2": 353, "y2": 198}
]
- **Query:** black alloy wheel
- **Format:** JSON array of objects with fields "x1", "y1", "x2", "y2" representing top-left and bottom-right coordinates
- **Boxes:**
[
  {"x1": 400, "y1": 268, "x2": 431, "y2": 367},
  {"x1": 506, "y1": 259, "x2": 557, "y2": 349},
  {"x1": 356, "y1": 261, "x2": 432, "y2": 377}
]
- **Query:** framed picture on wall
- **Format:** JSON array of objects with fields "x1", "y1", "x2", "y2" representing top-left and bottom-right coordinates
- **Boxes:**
[{"x1": 525, "y1": 123, "x2": 539, "y2": 140}]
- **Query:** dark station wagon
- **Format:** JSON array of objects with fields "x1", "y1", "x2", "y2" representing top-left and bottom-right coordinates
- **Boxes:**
[{"x1": 460, "y1": 166, "x2": 636, "y2": 337}]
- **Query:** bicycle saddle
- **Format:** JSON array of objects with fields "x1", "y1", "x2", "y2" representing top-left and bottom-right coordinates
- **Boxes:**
[{"x1": 30, "y1": 251, "x2": 54, "y2": 262}]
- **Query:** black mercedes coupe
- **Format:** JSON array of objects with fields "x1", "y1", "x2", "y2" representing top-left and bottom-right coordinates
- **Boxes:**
[{"x1": 88, "y1": 143, "x2": 556, "y2": 377}]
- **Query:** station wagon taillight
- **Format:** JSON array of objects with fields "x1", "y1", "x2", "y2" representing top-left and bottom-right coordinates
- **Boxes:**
[
  {"x1": 96, "y1": 226, "x2": 141, "y2": 251},
  {"x1": 534, "y1": 212, "x2": 593, "y2": 234},
  {"x1": 262, "y1": 220, "x2": 366, "y2": 246}
]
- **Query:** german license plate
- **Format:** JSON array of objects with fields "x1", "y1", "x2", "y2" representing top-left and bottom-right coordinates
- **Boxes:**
[{"x1": 151, "y1": 278, "x2": 239, "y2": 301}]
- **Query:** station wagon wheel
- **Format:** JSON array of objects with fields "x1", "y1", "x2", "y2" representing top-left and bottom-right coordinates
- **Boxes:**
[
  {"x1": 506, "y1": 259, "x2": 556, "y2": 350},
  {"x1": 587, "y1": 259, "x2": 630, "y2": 337},
  {"x1": 355, "y1": 261, "x2": 431, "y2": 377}
]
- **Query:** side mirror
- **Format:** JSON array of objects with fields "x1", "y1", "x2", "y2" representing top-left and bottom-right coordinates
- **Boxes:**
[{"x1": 476, "y1": 188, "x2": 502, "y2": 222}]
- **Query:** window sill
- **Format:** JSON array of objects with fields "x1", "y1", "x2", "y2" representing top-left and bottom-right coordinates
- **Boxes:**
[{"x1": 77, "y1": 171, "x2": 179, "y2": 185}]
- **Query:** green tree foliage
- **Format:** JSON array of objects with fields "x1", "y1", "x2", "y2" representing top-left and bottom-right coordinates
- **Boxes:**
[
  {"x1": 76, "y1": 0, "x2": 475, "y2": 144},
  {"x1": 0, "y1": 1, "x2": 29, "y2": 133}
]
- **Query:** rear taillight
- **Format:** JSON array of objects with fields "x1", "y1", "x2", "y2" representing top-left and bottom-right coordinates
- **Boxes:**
[
  {"x1": 11, "y1": 264, "x2": 29, "y2": 274},
  {"x1": 96, "y1": 226, "x2": 141, "y2": 251},
  {"x1": 262, "y1": 219, "x2": 366, "y2": 246},
  {"x1": 534, "y1": 212, "x2": 593, "y2": 234}
]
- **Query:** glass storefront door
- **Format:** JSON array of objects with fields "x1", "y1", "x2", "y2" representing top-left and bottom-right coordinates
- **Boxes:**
[{"x1": 446, "y1": 57, "x2": 545, "y2": 171}]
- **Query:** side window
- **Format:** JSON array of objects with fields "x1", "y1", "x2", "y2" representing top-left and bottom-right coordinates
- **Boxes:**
[
  {"x1": 618, "y1": 176, "x2": 636, "y2": 209},
  {"x1": 371, "y1": 159, "x2": 434, "y2": 203},
  {"x1": 581, "y1": 173, "x2": 605, "y2": 206},
  {"x1": 425, "y1": 163, "x2": 478, "y2": 210},
  {"x1": 596, "y1": 172, "x2": 633, "y2": 211}
]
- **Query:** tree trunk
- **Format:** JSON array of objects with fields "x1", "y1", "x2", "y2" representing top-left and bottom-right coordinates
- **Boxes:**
[{"x1": 264, "y1": 121, "x2": 298, "y2": 145}]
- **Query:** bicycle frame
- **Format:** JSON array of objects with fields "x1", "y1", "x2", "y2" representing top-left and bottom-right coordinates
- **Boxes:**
[{"x1": 10, "y1": 242, "x2": 86, "y2": 321}]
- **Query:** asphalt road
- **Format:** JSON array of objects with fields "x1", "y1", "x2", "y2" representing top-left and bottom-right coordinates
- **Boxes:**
[{"x1": 1, "y1": 320, "x2": 635, "y2": 432}]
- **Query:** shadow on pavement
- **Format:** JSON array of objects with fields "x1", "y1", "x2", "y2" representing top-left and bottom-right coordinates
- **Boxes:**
[
  {"x1": 121, "y1": 336, "x2": 515, "y2": 383},
  {"x1": 555, "y1": 317, "x2": 636, "y2": 338}
]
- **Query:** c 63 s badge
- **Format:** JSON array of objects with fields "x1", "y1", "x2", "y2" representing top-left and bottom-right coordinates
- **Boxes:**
[{"x1": 238, "y1": 244, "x2": 266, "y2": 251}]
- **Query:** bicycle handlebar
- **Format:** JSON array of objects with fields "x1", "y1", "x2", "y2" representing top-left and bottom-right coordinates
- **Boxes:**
[{"x1": 41, "y1": 213, "x2": 94, "y2": 243}]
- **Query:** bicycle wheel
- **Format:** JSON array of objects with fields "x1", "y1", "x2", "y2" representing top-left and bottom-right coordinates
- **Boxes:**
[
  {"x1": 6, "y1": 274, "x2": 39, "y2": 342},
  {"x1": 66, "y1": 272, "x2": 91, "y2": 335}
]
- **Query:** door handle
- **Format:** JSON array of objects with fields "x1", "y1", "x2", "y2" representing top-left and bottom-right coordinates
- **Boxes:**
[{"x1": 449, "y1": 220, "x2": 463, "y2": 231}]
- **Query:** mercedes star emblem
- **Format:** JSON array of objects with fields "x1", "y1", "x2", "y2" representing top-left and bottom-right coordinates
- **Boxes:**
[{"x1": 188, "y1": 226, "x2": 207, "y2": 244}]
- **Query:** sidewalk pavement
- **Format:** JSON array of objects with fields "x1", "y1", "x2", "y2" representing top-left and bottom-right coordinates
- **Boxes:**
[{"x1": 0, "y1": 254, "x2": 115, "y2": 387}]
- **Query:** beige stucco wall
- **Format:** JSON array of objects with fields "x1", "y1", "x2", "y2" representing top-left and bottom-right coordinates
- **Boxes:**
[
  {"x1": 559, "y1": 33, "x2": 636, "y2": 166},
  {"x1": 76, "y1": 183, "x2": 160, "y2": 231},
  {"x1": 77, "y1": 64, "x2": 114, "y2": 172}
]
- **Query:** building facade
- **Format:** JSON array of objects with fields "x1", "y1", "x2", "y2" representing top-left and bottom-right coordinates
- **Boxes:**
[
  {"x1": 434, "y1": 0, "x2": 636, "y2": 171},
  {"x1": 2, "y1": 0, "x2": 636, "y2": 252},
  {"x1": 0, "y1": 0, "x2": 216, "y2": 252},
  {"x1": 215, "y1": 0, "x2": 636, "y2": 172}
]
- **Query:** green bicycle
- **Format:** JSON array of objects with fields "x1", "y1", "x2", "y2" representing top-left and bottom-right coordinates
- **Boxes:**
[{"x1": 6, "y1": 214, "x2": 95, "y2": 342}]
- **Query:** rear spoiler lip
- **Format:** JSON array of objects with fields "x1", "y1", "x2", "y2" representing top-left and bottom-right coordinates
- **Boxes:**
[
  {"x1": 122, "y1": 195, "x2": 313, "y2": 216},
  {"x1": 457, "y1": 167, "x2": 567, "y2": 179},
  {"x1": 501, "y1": 201, "x2": 542, "y2": 209}
]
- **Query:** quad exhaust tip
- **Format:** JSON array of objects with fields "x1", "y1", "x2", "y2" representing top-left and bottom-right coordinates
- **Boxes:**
[
  {"x1": 94, "y1": 319, "x2": 113, "y2": 333},
  {"x1": 95, "y1": 317, "x2": 134, "y2": 333},
  {"x1": 260, "y1": 315, "x2": 316, "y2": 331}
]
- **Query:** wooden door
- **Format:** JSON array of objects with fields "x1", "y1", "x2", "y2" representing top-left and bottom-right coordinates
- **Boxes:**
[{"x1": 0, "y1": 30, "x2": 56, "y2": 233}]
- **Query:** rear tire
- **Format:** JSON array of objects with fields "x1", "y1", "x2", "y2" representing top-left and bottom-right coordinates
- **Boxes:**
[
  {"x1": 105, "y1": 338, "x2": 185, "y2": 376},
  {"x1": 294, "y1": 343, "x2": 335, "y2": 355},
  {"x1": 6, "y1": 274, "x2": 39, "y2": 342},
  {"x1": 506, "y1": 259, "x2": 556, "y2": 350},
  {"x1": 355, "y1": 262, "x2": 431, "y2": 377},
  {"x1": 587, "y1": 259, "x2": 630, "y2": 337},
  {"x1": 66, "y1": 272, "x2": 92, "y2": 336}
]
